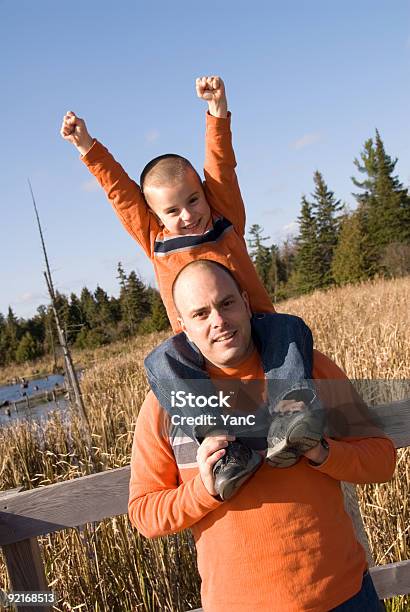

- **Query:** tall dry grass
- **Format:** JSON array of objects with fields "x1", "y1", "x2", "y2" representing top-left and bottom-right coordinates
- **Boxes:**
[{"x1": 0, "y1": 278, "x2": 409, "y2": 611}]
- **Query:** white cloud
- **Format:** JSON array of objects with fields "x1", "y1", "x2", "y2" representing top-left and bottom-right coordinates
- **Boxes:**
[
  {"x1": 15, "y1": 292, "x2": 44, "y2": 304},
  {"x1": 145, "y1": 129, "x2": 160, "y2": 144},
  {"x1": 280, "y1": 221, "x2": 299, "y2": 238},
  {"x1": 81, "y1": 177, "x2": 100, "y2": 192},
  {"x1": 291, "y1": 132, "x2": 323, "y2": 151}
]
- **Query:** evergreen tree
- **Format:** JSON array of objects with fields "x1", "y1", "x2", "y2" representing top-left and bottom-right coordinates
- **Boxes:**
[
  {"x1": 80, "y1": 287, "x2": 98, "y2": 328},
  {"x1": 0, "y1": 313, "x2": 7, "y2": 367},
  {"x1": 291, "y1": 197, "x2": 322, "y2": 294},
  {"x1": 150, "y1": 292, "x2": 170, "y2": 331},
  {"x1": 311, "y1": 171, "x2": 342, "y2": 286},
  {"x1": 66, "y1": 293, "x2": 84, "y2": 342},
  {"x1": 139, "y1": 290, "x2": 170, "y2": 333},
  {"x1": 15, "y1": 332, "x2": 40, "y2": 363},
  {"x1": 331, "y1": 212, "x2": 367, "y2": 285},
  {"x1": 94, "y1": 285, "x2": 115, "y2": 328},
  {"x1": 4, "y1": 307, "x2": 21, "y2": 363},
  {"x1": 125, "y1": 271, "x2": 150, "y2": 334},
  {"x1": 247, "y1": 224, "x2": 272, "y2": 288},
  {"x1": 352, "y1": 130, "x2": 410, "y2": 275}
]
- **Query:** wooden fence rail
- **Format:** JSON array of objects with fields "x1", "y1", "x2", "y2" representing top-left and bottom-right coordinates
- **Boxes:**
[{"x1": 0, "y1": 398, "x2": 409, "y2": 611}]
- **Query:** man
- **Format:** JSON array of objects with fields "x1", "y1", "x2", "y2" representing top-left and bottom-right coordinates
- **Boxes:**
[{"x1": 128, "y1": 260, "x2": 396, "y2": 611}]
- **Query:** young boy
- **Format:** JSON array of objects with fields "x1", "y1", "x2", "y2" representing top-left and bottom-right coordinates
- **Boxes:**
[
  {"x1": 60, "y1": 76, "x2": 274, "y2": 333},
  {"x1": 60, "y1": 77, "x2": 325, "y2": 499}
]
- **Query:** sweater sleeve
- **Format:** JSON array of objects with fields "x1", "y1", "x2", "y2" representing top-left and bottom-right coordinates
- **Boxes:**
[
  {"x1": 203, "y1": 112, "x2": 246, "y2": 235},
  {"x1": 81, "y1": 140, "x2": 160, "y2": 257},
  {"x1": 128, "y1": 392, "x2": 222, "y2": 538},
  {"x1": 309, "y1": 436, "x2": 396, "y2": 484}
]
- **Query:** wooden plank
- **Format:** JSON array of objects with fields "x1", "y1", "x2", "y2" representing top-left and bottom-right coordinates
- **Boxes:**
[
  {"x1": 2, "y1": 537, "x2": 52, "y2": 612},
  {"x1": 0, "y1": 467, "x2": 130, "y2": 545},
  {"x1": 0, "y1": 399, "x2": 407, "y2": 546},
  {"x1": 370, "y1": 560, "x2": 410, "y2": 598},
  {"x1": 370, "y1": 398, "x2": 410, "y2": 449}
]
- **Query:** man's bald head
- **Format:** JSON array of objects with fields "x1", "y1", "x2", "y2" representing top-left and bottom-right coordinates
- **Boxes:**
[{"x1": 172, "y1": 260, "x2": 253, "y2": 368}]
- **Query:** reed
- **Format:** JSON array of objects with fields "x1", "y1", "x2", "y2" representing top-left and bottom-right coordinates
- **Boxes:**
[{"x1": 0, "y1": 278, "x2": 408, "y2": 610}]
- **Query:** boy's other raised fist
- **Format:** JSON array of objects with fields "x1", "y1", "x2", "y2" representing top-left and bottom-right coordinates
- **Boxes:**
[
  {"x1": 60, "y1": 111, "x2": 94, "y2": 156},
  {"x1": 196, "y1": 76, "x2": 228, "y2": 118}
]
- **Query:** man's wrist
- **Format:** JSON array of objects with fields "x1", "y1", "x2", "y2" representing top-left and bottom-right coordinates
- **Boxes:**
[{"x1": 306, "y1": 438, "x2": 329, "y2": 466}]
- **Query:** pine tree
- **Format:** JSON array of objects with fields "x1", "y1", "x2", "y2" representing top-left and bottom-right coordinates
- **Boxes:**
[
  {"x1": 80, "y1": 287, "x2": 98, "y2": 328},
  {"x1": 352, "y1": 130, "x2": 410, "y2": 275},
  {"x1": 331, "y1": 211, "x2": 367, "y2": 285},
  {"x1": 4, "y1": 307, "x2": 21, "y2": 363},
  {"x1": 15, "y1": 332, "x2": 40, "y2": 363},
  {"x1": 0, "y1": 313, "x2": 7, "y2": 367},
  {"x1": 291, "y1": 197, "x2": 322, "y2": 294},
  {"x1": 311, "y1": 171, "x2": 342, "y2": 286},
  {"x1": 149, "y1": 291, "x2": 170, "y2": 332},
  {"x1": 66, "y1": 293, "x2": 84, "y2": 342},
  {"x1": 247, "y1": 224, "x2": 272, "y2": 288},
  {"x1": 94, "y1": 286, "x2": 114, "y2": 328},
  {"x1": 125, "y1": 271, "x2": 150, "y2": 334}
]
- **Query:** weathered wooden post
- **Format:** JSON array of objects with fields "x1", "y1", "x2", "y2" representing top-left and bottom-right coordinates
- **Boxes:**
[{"x1": 29, "y1": 180, "x2": 90, "y2": 431}]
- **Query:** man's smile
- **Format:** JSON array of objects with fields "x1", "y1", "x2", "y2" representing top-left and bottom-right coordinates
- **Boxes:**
[{"x1": 212, "y1": 330, "x2": 237, "y2": 343}]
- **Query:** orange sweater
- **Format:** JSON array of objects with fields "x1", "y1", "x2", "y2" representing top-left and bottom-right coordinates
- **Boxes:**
[
  {"x1": 128, "y1": 351, "x2": 396, "y2": 612},
  {"x1": 81, "y1": 112, "x2": 274, "y2": 331}
]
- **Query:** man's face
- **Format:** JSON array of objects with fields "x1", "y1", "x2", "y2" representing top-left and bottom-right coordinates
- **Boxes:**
[
  {"x1": 175, "y1": 265, "x2": 254, "y2": 368},
  {"x1": 145, "y1": 169, "x2": 211, "y2": 236}
]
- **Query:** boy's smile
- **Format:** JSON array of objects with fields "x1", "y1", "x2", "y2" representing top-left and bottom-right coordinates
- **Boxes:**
[{"x1": 144, "y1": 169, "x2": 211, "y2": 236}]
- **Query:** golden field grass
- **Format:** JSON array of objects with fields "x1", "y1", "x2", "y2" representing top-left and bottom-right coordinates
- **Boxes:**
[{"x1": 0, "y1": 276, "x2": 409, "y2": 611}]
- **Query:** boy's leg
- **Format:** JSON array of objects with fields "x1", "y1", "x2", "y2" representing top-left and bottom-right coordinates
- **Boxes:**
[
  {"x1": 266, "y1": 385, "x2": 326, "y2": 467},
  {"x1": 144, "y1": 334, "x2": 263, "y2": 500}
]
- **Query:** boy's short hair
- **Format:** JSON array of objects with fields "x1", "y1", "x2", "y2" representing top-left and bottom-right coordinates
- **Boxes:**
[{"x1": 140, "y1": 154, "x2": 202, "y2": 194}]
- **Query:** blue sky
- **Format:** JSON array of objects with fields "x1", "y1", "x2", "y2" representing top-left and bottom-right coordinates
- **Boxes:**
[{"x1": 1, "y1": 1, "x2": 409, "y2": 318}]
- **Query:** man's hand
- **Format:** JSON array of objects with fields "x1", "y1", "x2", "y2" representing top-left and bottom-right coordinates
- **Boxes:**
[
  {"x1": 272, "y1": 399, "x2": 328, "y2": 464},
  {"x1": 196, "y1": 76, "x2": 228, "y2": 118},
  {"x1": 273, "y1": 399, "x2": 306, "y2": 415},
  {"x1": 60, "y1": 111, "x2": 94, "y2": 156},
  {"x1": 304, "y1": 440, "x2": 329, "y2": 465},
  {"x1": 196, "y1": 433, "x2": 235, "y2": 496}
]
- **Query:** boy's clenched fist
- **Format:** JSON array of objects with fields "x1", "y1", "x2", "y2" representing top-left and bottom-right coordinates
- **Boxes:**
[
  {"x1": 196, "y1": 76, "x2": 228, "y2": 119},
  {"x1": 60, "y1": 111, "x2": 94, "y2": 156}
]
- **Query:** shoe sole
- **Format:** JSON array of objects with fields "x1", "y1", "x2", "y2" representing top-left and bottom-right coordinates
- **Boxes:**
[
  {"x1": 218, "y1": 453, "x2": 263, "y2": 501},
  {"x1": 266, "y1": 411, "x2": 324, "y2": 468},
  {"x1": 266, "y1": 447, "x2": 299, "y2": 468}
]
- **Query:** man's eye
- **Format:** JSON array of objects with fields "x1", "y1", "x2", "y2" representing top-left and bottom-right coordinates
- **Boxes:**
[
  {"x1": 189, "y1": 197, "x2": 198, "y2": 205},
  {"x1": 223, "y1": 299, "x2": 234, "y2": 307},
  {"x1": 193, "y1": 311, "x2": 206, "y2": 318},
  {"x1": 167, "y1": 208, "x2": 178, "y2": 215}
]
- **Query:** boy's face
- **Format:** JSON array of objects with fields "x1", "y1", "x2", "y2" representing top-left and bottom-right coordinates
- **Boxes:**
[{"x1": 144, "y1": 169, "x2": 211, "y2": 235}]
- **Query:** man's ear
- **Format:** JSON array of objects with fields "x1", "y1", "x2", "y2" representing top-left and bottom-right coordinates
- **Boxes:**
[
  {"x1": 241, "y1": 290, "x2": 252, "y2": 317},
  {"x1": 177, "y1": 316, "x2": 189, "y2": 338}
]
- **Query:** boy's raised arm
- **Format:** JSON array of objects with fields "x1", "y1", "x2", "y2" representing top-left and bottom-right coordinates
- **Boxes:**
[
  {"x1": 60, "y1": 112, "x2": 159, "y2": 258},
  {"x1": 197, "y1": 77, "x2": 246, "y2": 235}
]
